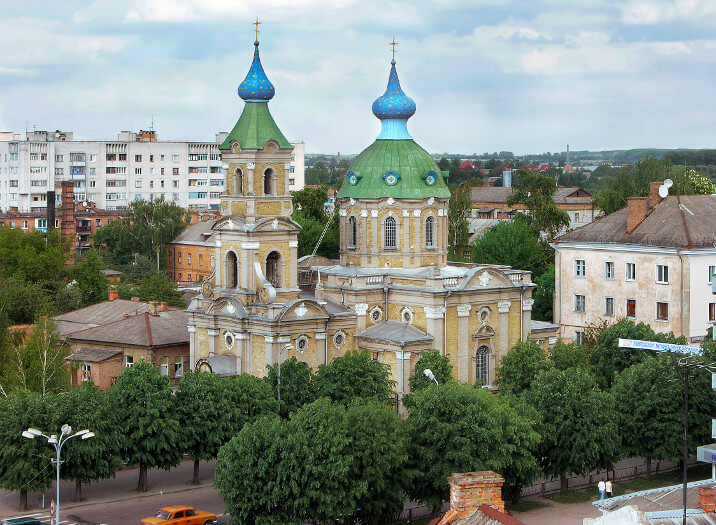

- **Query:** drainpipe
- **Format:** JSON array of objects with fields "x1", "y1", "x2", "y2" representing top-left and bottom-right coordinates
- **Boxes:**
[
  {"x1": 383, "y1": 285, "x2": 390, "y2": 319},
  {"x1": 443, "y1": 290, "x2": 452, "y2": 357},
  {"x1": 678, "y1": 250, "x2": 685, "y2": 338},
  {"x1": 557, "y1": 250, "x2": 562, "y2": 331},
  {"x1": 400, "y1": 341, "x2": 406, "y2": 398},
  {"x1": 520, "y1": 285, "x2": 525, "y2": 342}
]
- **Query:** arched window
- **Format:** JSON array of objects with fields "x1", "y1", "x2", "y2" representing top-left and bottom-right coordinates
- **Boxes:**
[
  {"x1": 476, "y1": 345, "x2": 490, "y2": 386},
  {"x1": 425, "y1": 216, "x2": 434, "y2": 248},
  {"x1": 266, "y1": 250, "x2": 281, "y2": 288},
  {"x1": 234, "y1": 168, "x2": 243, "y2": 194},
  {"x1": 226, "y1": 251, "x2": 238, "y2": 288},
  {"x1": 348, "y1": 216, "x2": 358, "y2": 248},
  {"x1": 384, "y1": 216, "x2": 397, "y2": 250},
  {"x1": 263, "y1": 168, "x2": 274, "y2": 195}
]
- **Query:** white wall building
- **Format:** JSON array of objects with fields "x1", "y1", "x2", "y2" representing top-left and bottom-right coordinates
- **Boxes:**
[
  {"x1": 552, "y1": 182, "x2": 716, "y2": 345},
  {"x1": 0, "y1": 130, "x2": 305, "y2": 212}
]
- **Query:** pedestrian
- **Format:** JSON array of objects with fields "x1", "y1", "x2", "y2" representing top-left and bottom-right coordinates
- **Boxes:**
[
  {"x1": 598, "y1": 479, "x2": 606, "y2": 500},
  {"x1": 606, "y1": 479, "x2": 613, "y2": 498}
]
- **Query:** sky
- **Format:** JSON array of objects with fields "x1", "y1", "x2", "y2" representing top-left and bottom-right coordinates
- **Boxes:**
[{"x1": 0, "y1": 0, "x2": 714, "y2": 155}]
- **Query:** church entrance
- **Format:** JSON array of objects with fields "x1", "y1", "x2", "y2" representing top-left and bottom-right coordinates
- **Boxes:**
[{"x1": 266, "y1": 251, "x2": 281, "y2": 288}]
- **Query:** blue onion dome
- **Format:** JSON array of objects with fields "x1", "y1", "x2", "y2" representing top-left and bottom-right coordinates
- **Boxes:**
[
  {"x1": 237, "y1": 41, "x2": 275, "y2": 102},
  {"x1": 371, "y1": 60, "x2": 416, "y2": 120}
]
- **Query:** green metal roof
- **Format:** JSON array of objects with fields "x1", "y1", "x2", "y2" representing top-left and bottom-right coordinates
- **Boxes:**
[
  {"x1": 337, "y1": 139, "x2": 451, "y2": 199},
  {"x1": 219, "y1": 101, "x2": 292, "y2": 151}
]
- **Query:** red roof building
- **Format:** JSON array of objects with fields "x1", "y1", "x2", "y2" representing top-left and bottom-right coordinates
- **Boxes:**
[{"x1": 460, "y1": 160, "x2": 475, "y2": 170}]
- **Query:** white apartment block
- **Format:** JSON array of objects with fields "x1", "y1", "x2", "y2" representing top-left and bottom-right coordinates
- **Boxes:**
[
  {"x1": 0, "y1": 130, "x2": 305, "y2": 212},
  {"x1": 552, "y1": 183, "x2": 716, "y2": 345}
]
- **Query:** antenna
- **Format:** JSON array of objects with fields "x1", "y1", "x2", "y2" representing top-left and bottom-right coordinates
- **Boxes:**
[
  {"x1": 664, "y1": 179, "x2": 673, "y2": 188},
  {"x1": 658, "y1": 185, "x2": 668, "y2": 199}
]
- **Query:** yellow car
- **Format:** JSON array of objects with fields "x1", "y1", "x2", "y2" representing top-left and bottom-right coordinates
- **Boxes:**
[{"x1": 141, "y1": 505, "x2": 216, "y2": 525}]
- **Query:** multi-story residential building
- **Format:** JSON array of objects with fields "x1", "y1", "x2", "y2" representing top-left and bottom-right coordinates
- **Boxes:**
[
  {"x1": 552, "y1": 182, "x2": 716, "y2": 345},
  {"x1": 0, "y1": 130, "x2": 305, "y2": 213},
  {"x1": 166, "y1": 219, "x2": 217, "y2": 285}
]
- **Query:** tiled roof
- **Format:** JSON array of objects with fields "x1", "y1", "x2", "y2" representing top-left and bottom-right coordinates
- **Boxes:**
[
  {"x1": 219, "y1": 101, "x2": 291, "y2": 150},
  {"x1": 355, "y1": 320, "x2": 433, "y2": 344},
  {"x1": 434, "y1": 505, "x2": 526, "y2": 525},
  {"x1": 67, "y1": 310, "x2": 189, "y2": 347},
  {"x1": 554, "y1": 194, "x2": 716, "y2": 249},
  {"x1": 170, "y1": 220, "x2": 217, "y2": 245},
  {"x1": 66, "y1": 347, "x2": 122, "y2": 363},
  {"x1": 54, "y1": 299, "x2": 155, "y2": 336},
  {"x1": 470, "y1": 186, "x2": 591, "y2": 205}
]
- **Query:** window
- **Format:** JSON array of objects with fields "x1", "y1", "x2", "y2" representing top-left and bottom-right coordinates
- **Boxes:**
[
  {"x1": 150, "y1": 168, "x2": 154, "y2": 175},
  {"x1": 174, "y1": 359, "x2": 183, "y2": 377},
  {"x1": 177, "y1": 252, "x2": 182, "y2": 263},
  {"x1": 709, "y1": 266, "x2": 715, "y2": 284},
  {"x1": 574, "y1": 259, "x2": 586, "y2": 277},
  {"x1": 626, "y1": 262, "x2": 636, "y2": 281},
  {"x1": 89, "y1": 168, "x2": 96, "y2": 175},
  {"x1": 135, "y1": 180, "x2": 142, "y2": 188},
  {"x1": 605, "y1": 297, "x2": 614, "y2": 316},
  {"x1": 475, "y1": 345, "x2": 489, "y2": 386},
  {"x1": 425, "y1": 216, "x2": 435, "y2": 248},
  {"x1": 348, "y1": 216, "x2": 357, "y2": 248},
  {"x1": 125, "y1": 355, "x2": 134, "y2": 368},
  {"x1": 135, "y1": 155, "x2": 142, "y2": 162},
  {"x1": 21, "y1": 220, "x2": 28, "y2": 229},
  {"x1": 187, "y1": 253, "x2": 192, "y2": 265},
  {"x1": 574, "y1": 331, "x2": 585, "y2": 345},
  {"x1": 172, "y1": 193, "x2": 179, "y2": 200},
  {"x1": 604, "y1": 261, "x2": 614, "y2": 280},
  {"x1": 656, "y1": 302, "x2": 669, "y2": 321},
  {"x1": 118, "y1": 153, "x2": 127, "y2": 161},
  {"x1": 172, "y1": 154, "x2": 179, "y2": 162},
  {"x1": 89, "y1": 180, "x2": 96, "y2": 188},
  {"x1": 173, "y1": 168, "x2": 179, "y2": 175},
  {"x1": 149, "y1": 154, "x2": 154, "y2": 162},
  {"x1": 150, "y1": 181, "x2": 154, "y2": 189},
  {"x1": 161, "y1": 155, "x2": 165, "y2": 161},
  {"x1": 709, "y1": 303, "x2": 715, "y2": 322},
  {"x1": 656, "y1": 264, "x2": 669, "y2": 284},
  {"x1": 55, "y1": 168, "x2": 64, "y2": 175},
  {"x1": 198, "y1": 254, "x2": 203, "y2": 266},
  {"x1": 96, "y1": 219, "x2": 102, "y2": 226},
  {"x1": 159, "y1": 359, "x2": 168, "y2": 376},
  {"x1": 55, "y1": 154, "x2": 63, "y2": 162},
  {"x1": 574, "y1": 294, "x2": 586, "y2": 313},
  {"x1": 135, "y1": 167, "x2": 142, "y2": 175},
  {"x1": 173, "y1": 180, "x2": 179, "y2": 188},
  {"x1": 626, "y1": 299, "x2": 636, "y2": 318},
  {"x1": 384, "y1": 216, "x2": 397, "y2": 249},
  {"x1": 89, "y1": 154, "x2": 96, "y2": 162}
]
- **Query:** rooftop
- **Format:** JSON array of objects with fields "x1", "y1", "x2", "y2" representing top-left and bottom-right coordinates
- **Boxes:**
[
  {"x1": 470, "y1": 186, "x2": 592, "y2": 205},
  {"x1": 170, "y1": 219, "x2": 217, "y2": 245},
  {"x1": 65, "y1": 310, "x2": 189, "y2": 347},
  {"x1": 354, "y1": 320, "x2": 433, "y2": 344},
  {"x1": 66, "y1": 347, "x2": 122, "y2": 363},
  {"x1": 53, "y1": 298, "x2": 160, "y2": 336},
  {"x1": 554, "y1": 194, "x2": 716, "y2": 249}
]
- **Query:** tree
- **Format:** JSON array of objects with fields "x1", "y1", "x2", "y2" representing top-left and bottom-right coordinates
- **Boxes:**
[
  {"x1": 524, "y1": 367, "x2": 619, "y2": 492},
  {"x1": 532, "y1": 264, "x2": 554, "y2": 322},
  {"x1": 70, "y1": 250, "x2": 108, "y2": 306},
  {"x1": 406, "y1": 382, "x2": 539, "y2": 508},
  {"x1": 93, "y1": 198, "x2": 189, "y2": 269},
  {"x1": 408, "y1": 350, "x2": 453, "y2": 393},
  {"x1": 225, "y1": 374, "x2": 279, "y2": 432},
  {"x1": 506, "y1": 168, "x2": 569, "y2": 238},
  {"x1": 548, "y1": 340, "x2": 590, "y2": 371},
  {"x1": 448, "y1": 183, "x2": 471, "y2": 258},
  {"x1": 108, "y1": 361, "x2": 182, "y2": 491},
  {"x1": 117, "y1": 272, "x2": 185, "y2": 307},
  {"x1": 0, "y1": 227, "x2": 70, "y2": 284},
  {"x1": 291, "y1": 185, "x2": 330, "y2": 223},
  {"x1": 0, "y1": 276, "x2": 55, "y2": 325},
  {"x1": 1, "y1": 317, "x2": 71, "y2": 397},
  {"x1": 0, "y1": 390, "x2": 55, "y2": 509},
  {"x1": 314, "y1": 350, "x2": 396, "y2": 405},
  {"x1": 471, "y1": 220, "x2": 552, "y2": 279},
  {"x1": 175, "y1": 372, "x2": 235, "y2": 484},
  {"x1": 611, "y1": 356, "x2": 682, "y2": 478},
  {"x1": 54, "y1": 382, "x2": 121, "y2": 500},
  {"x1": 265, "y1": 357, "x2": 315, "y2": 418},
  {"x1": 292, "y1": 211, "x2": 339, "y2": 259},
  {"x1": 495, "y1": 339, "x2": 548, "y2": 396}
]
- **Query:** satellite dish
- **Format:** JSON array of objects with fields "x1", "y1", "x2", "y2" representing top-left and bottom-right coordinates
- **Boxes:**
[
  {"x1": 664, "y1": 179, "x2": 673, "y2": 188},
  {"x1": 658, "y1": 185, "x2": 668, "y2": 199}
]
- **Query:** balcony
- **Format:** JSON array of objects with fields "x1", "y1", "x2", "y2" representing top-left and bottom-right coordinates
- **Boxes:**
[
  {"x1": 70, "y1": 161, "x2": 86, "y2": 167},
  {"x1": 76, "y1": 224, "x2": 91, "y2": 233}
]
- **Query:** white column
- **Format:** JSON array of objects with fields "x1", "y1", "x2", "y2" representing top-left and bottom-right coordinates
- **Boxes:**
[
  {"x1": 316, "y1": 331, "x2": 327, "y2": 366},
  {"x1": 207, "y1": 328, "x2": 219, "y2": 356},
  {"x1": 498, "y1": 301, "x2": 511, "y2": 358},
  {"x1": 188, "y1": 325, "x2": 197, "y2": 369},
  {"x1": 214, "y1": 240, "x2": 222, "y2": 287},
  {"x1": 457, "y1": 304, "x2": 471, "y2": 383},
  {"x1": 424, "y1": 306, "x2": 446, "y2": 355},
  {"x1": 355, "y1": 303, "x2": 369, "y2": 333},
  {"x1": 522, "y1": 299, "x2": 534, "y2": 342}
]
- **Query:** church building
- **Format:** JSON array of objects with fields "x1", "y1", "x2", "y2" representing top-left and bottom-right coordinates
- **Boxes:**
[{"x1": 186, "y1": 32, "x2": 557, "y2": 400}]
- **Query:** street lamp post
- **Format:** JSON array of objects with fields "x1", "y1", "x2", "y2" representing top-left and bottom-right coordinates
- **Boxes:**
[
  {"x1": 277, "y1": 344, "x2": 294, "y2": 403},
  {"x1": 22, "y1": 425, "x2": 95, "y2": 525},
  {"x1": 423, "y1": 368, "x2": 439, "y2": 385}
]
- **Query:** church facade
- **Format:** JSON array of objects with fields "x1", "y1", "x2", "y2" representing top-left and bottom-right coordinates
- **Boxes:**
[{"x1": 186, "y1": 35, "x2": 557, "y2": 399}]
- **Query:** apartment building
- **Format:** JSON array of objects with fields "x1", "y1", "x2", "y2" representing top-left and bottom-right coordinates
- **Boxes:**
[
  {"x1": 552, "y1": 182, "x2": 716, "y2": 345},
  {"x1": 0, "y1": 129, "x2": 305, "y2": 213}
]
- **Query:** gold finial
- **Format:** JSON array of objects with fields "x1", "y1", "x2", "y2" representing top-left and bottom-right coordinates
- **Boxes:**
[
  {"x1": 253, "y1": 17, "x2": 261, "y2": 41},
  {"x1": 390, "y1": 38, "x2": 398, "y2": 61}
]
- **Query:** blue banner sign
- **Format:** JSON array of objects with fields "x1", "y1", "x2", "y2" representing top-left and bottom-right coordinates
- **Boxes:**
[{"x1": 618, "y1": 338, "x2": 701, "y2": 355}]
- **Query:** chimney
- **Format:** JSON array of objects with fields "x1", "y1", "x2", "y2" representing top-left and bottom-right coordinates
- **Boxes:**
[
  {"x1": 108, "y1": 288, "x2": 119, "y2": 301},
  {"x1": 60, "y1": 181, "x2": 76, "y2": 250},
  {"x1": 445, "y1": 471, "x2": 505, "y2": 518},
  {"x1": 649, "y1": 181, "x2": 664, "y2": 209},
  {"x1": 699, "y1": 487, "x2": 716, "y2": 513},
  {"x1": 47, "y1": 190, "x2": 55, "y2": 231},
  {"x1": 159, "y1": 301, "x2": 168, "y2": 312},
  {"x1": 626, "y1": 197, "x2": 648, "y2": 234}
]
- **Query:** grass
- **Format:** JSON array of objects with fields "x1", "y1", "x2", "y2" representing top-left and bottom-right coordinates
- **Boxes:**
[
  {"x1": 613, "y1": 463, "x2": 712, "y2": 496},
  {"x1": 547, "y1": 490, "x2": 595, "y2": 504},
  {"x1": 506, "y1": 500, "x2": 551, "y2": 512}
]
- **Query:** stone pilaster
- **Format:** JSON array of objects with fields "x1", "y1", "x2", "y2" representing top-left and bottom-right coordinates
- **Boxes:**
[
  {"x1": 457, "y1": 304, "x2": 471, "y2": 383},
  {"x1": 522, "y1": 299, "x2": 534, "y2": 342},
  {"x1": 498, "y1": 301, "x2": 511, "y2": 359},
  {"x1": 188, "y1": 325, "x2": 197, "y2": 369}
]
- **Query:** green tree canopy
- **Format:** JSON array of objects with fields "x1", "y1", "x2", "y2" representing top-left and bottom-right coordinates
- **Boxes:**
[
  {"x1": 507, "y1": 168, "x2": 570, "y2": 238},
  {"x1": 70, "y1": 250, "x2": 108, "y2": 307},
  {"x1": 524, "y1": 367, "x2": 619, "y2": 492},
  {"x1": 448, "y1": 183, "x2": 471, "y2": 258},
  {"x1": 175, "y1": 372, "x2": 236, "y2": 484},
  {"x1": 117, "y1": 272, "x2": 185, "y2": 307},
  {"x1": 495, "y1": 339, "x2": 548, "y2": 396},
  {"x1": 548, "y1": 340, "x2": 590, "y2": 371},
  {"x1": 408, "y1": 350, "x2": 454, "y2": 393},
  {"x1": 0, "y1": 390, "x2": 56, "y2": 510},
  {"x1": 471, "y1": 220, "x2": 552, "y2": 279},
  {"x1": 532, "y1": 264, "x2": 554, "y2": 322},
  {"x1": 0, "y1": 227, "x2": 70, "y2": 284},
  {"x1": 225, "y1": 374, "x2": 279, "y2": 432},
  {"x1": 108, "y1": 361, "x2": 183, "y2": 491},
  {"x1": 406, "y1": 382, "x2": 540, "y2": 508},
  {"x1": 54, "y1": 382, "x2": 122, "y2": 500},
  {"x1": 291, "y1": 185, "x2": 330, "y2": 223},
  {"x1": 314, "y1": 350, "x2": 396, "y2": 405},
  {"x1": 265, "y1": 357, "x2": 315, "y2": 418}
]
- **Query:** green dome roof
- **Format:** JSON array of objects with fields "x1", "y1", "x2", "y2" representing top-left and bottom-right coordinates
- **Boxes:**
[
  {"x1": 220, "y1": 101, "x2": 292, "y2": 151},
  {"x1": 337, "y1": 139, "x2": 450, "y2": 199}
]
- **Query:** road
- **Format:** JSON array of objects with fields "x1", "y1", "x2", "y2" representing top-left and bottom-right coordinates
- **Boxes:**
[{"x1": 0, "y1": 460, "x2": 228, "y2": 524}]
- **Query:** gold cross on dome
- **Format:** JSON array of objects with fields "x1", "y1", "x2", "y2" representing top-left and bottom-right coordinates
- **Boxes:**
[
  {"x1": 390, "y1": 38, "x2": 398, "y2": 60},
  {"x1": 253, "y1": 17, "x2": 261, "y2": 41}
]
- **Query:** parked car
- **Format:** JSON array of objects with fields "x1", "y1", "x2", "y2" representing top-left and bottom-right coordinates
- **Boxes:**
[
  {"x1": 1, "y1": 519, "x2": 44, "y2": 525},
  {"x1": 141, "y1": 505, "x2": 216, "y2": 525}
]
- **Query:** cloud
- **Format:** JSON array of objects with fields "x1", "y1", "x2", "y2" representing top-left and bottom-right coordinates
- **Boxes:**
[{"x1": 621, "y1": 0, "x2": 716, "y2": 25}]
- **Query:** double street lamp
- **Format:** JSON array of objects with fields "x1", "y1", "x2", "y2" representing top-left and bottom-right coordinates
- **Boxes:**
[{"x1": 22, "y1": 425, "x2": 95, "y2": 525}]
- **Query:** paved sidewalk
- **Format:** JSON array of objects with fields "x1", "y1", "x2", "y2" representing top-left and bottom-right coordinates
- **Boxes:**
[
  {"x1": 511, "y1": 496, "x2": 602, "y2": 525},
  {"x1": 0, "y1": 459, "x2": 217, "y2": 513}
]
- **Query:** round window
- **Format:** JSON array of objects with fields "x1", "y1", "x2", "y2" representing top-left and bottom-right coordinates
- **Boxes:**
[
  {"x1": 402, "y1": 308, "x2": 413, "y2": 324},
  {"x1": 296, "y1": 336, "x2": 308, "y2": 353},
  {"x1": 370, "y1": 307, "x2": 383, "y2": 323},
  {"x1": 224, "y1": 332, "x2": 235, "y2": 350},
  {"x1": 333, "y1": 331, "x2": 345, "y2": 349}
]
